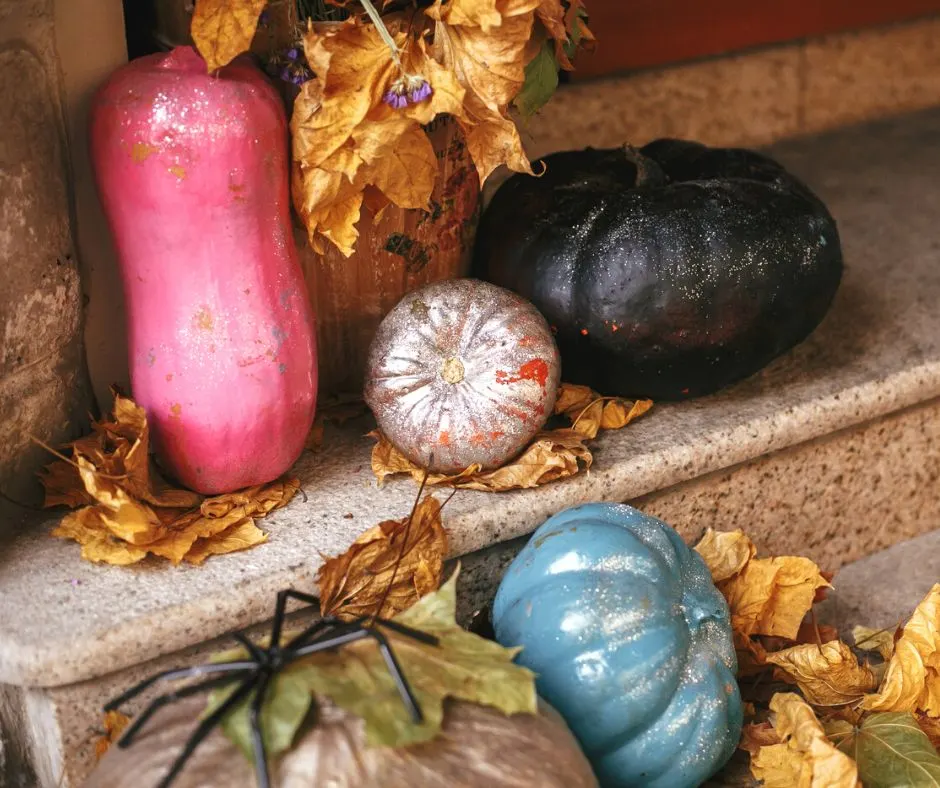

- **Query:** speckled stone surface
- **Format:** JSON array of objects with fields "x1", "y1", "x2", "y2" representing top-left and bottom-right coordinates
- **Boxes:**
[
  {"x1": 520, "y1": 16, "x2": 940, "y2": 164},
  {"x1": 636, "y1": 397, "x2": 940, "y2": 570},
  {"x1": 817, "y1": 526, "x2": 940, "y2": 634},
  {"x1": 4, "y1": 108, "x2": 940, "y2": 691}
]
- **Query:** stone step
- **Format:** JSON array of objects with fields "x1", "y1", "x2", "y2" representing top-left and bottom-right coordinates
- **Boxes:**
[
  {"x1": 4, "y1": 106, "x2": 940, "y2": 785},
  {"x1": 5, "y1": 106, "x2": 940, "y2": 692}
]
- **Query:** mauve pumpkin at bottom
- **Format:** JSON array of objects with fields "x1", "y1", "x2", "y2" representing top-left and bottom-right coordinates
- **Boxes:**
[
  {"x1": 89, "y1": 47, "x2": 317, "y2": 494},
  {"x1": 86, "y1": 695, "x2": 598, "y2": 788},
  {"x1": 493, "y1": 503, "x2": 743, "y2": 788}
]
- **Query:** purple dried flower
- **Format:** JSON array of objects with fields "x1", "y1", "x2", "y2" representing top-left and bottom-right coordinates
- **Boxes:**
[
  {"x1": 286, "y1": 47, "x2": 300, "y2": 61},
  {"x1": 258, "y1": 9, "x2": 270, "y2": 26},
  {"x1": 408, "y1": 80, "x2": 432, "y2": 104},
  {"x1": 383, "y1": 89, "x2": 409, "y2": 109},
  {"x1": 280, "y1": 66, "x2": 292, "y2": 83}
]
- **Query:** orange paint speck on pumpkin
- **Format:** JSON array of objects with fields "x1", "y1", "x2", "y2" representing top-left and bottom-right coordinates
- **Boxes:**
[
  {"x1": 495, "y1": 358, "x2": 550, "y2": 388},
  {"x1": 438, "y1": 431, "x2": 452, "y2": 446}
]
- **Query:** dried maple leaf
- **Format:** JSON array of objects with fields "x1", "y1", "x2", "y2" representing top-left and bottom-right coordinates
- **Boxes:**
[
  {"x1": 553, "y1": 383, "x2": 653, "y2": 440},
  {"x1": 369, "y1": 382, "x2": 650, "y2": 491},
  {"x1": 861, "y1": 584, "x2": 940, "y2": 716},
  {"x1": 191, "y1": 0, "x2": 268, "y2": 73},
  {"x1": 428, "y1": 0, "x2": 540, "y2": 182},
  {"x1": 721, "y1": 556, "x2": 831, "y2": 640},
  {"x1": 45, "y1": 393, "x2": 295, "y2": 566},
  {"x1": 316, "y1": 494, "x2": 448, "y2": 620},
  {"x1": 853, "y1": 624, "x2": 898, "y2": 662},
  {"x1": 94, "y1": 710, "x2": 130, "y2": 761},
  {"x1": 695, "y1": 528, "x2": 757, "y2": 583},
  {"x1": 765, "y1": 641, "x2": 878, "y2": 707},
  {"x1": 209, "y1": 568, "x2": 537, "y2": 754},
  {"x1": 750, "y1": 693, "x2": 859, "y2": 788},
  {"x1": 370, "y1": 428, "x2": 592, "y2": 491},
  {"x1": 291, "y1": 23, "x2": 465, "y2": 254}
]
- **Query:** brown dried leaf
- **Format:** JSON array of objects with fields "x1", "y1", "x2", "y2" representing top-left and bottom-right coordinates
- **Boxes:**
[
  {"x1": 916, "y1": 712, "x2": 940, "y2": 750},
  {"x1": 38, "y1": 460, "x2": 93, "y2": 508},
  {"x1": 94, "y1": 710, "x2": 130, "y2": 761},
  {"x1": 191, "y1": 0, "x2": 268, "y2": 73},
  {"x1": 695, "y1": 528, "x2": 757, "y2": 583},
  {"x1": 765, "y1": 641, "x2": 878, "y2": 707},
  {"x1": 370, "y1": 428, "x2": 592, "y2": 491},
  {"x1": 750, "y1": 693, "x2": 859, "y2": 788},
  {"x1": 53, "y1": 508, "x2": 150, "y2": 566},
  {"x1": 861, "y1": 584, "x2": 940, "y2": 715},
  {"x1": 740, "y1": 721, "x2": 782, "y2": 755},
  {"x1": 721, "y1": 556, "x2": 831, "y2": 640},
  {"x1": 317, "y1": 495, "x2": 448, "y2": 620}
]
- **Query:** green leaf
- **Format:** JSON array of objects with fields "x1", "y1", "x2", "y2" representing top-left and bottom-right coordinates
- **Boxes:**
[
  {"x1": 289, "y1": 566, "x2": 537, "y2": 747},
  {"x1": 205, "y1": 671, "x2": 313, "y2": 762},
  {"x1": 204, "y1": 566, "x2": 537, "y2": 759},
  {"x1": 833, "y1": 712, "x2": 940, "y2": 787},
  {"x1": 514, "y1": 41, "x2": 559, "y2": 118}
]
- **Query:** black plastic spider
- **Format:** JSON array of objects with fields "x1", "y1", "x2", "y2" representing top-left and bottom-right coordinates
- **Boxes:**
[{"x1": 104, "y1": 590, "x2": 438, "y2": 788}]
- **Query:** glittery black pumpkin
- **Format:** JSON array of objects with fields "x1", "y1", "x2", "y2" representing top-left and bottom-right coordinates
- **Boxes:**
[{"x1": 473, "y1": 139, "x2": 844, "y2": 400}]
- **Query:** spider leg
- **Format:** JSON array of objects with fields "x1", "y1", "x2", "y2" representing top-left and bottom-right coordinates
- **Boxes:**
[
  {"x1": 270, "y1": 588, "x2": 321, "y2": 648},
  {"x1": 249, "y1": 672, "x2": 275, "y2": 788},
  {"x1": 233, "y1": 632, "x2": 266, "y2": 663},
  {"x1": 374, "y1": 618, "x2": 439, "y2": 646},
  {"x1": 156, "y1": 673, "x2": 260, "y2": 788},
  {"x1": 117, "y1": 671, "x2": 253, "y2": 748},
  {"x1": 283, "y1": 615, "x2": 347, "y2": 652},
  {"x1": 104, "y1": 661, "x2": 257, "y2": 712},
  {"x1": 292, "y1": 627, "x2": 424, "y2": 724}
]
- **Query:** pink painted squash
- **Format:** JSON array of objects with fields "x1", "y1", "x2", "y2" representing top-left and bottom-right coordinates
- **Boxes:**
[{"x1": 90, "y1": 46, "x2": 317, "y2": 494}]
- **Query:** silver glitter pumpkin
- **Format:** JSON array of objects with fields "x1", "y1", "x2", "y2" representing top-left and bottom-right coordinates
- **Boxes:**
[{"x1": 364, "y1": 279, "x2": 561, "y2": 474}]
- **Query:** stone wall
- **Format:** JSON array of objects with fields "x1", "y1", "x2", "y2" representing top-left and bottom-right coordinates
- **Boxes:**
[{"x1": 0, "y1": 0, "x2": 91, "y2": 507}]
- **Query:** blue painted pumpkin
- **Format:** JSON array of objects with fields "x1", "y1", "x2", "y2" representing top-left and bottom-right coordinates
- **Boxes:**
[{"x1": 492, "y1": 503, "x2": 742, "y2": 788}]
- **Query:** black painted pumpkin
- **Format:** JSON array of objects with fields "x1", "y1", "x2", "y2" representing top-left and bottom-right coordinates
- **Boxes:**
[{"x1": 473, "y1": 139, "x2": 844, "y2": 399}]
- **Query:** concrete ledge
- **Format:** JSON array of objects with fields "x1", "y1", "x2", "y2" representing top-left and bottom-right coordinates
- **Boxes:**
[{"x1": 4, "y1": 107, "x2": 940, "y2": 690}]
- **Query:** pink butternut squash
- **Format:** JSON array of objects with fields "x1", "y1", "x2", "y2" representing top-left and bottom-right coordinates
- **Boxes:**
[{"x1": 90, "y1": 47, "x2": 317, "y2": 494}]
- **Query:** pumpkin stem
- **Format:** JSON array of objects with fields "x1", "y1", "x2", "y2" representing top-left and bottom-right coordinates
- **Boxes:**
[{"x1": 620, "y1": 144, "x2": 666, "y2": 188}]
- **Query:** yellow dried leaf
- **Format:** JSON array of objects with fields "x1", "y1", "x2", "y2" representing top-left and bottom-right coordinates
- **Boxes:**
[
  {"x1": 853, "y1": 625, "x2": 897, "y2": 662},
  {"x1": 46, "y1": 394, "x2": 293, "y2": 565},
  {"x1": 370, "y1": 428, "x2": 591, "y2": 491},
  {"x1": 368, "y1": 382, "x2": 649, "y2": 491},
  {"x1": 428, "y1": 0, "x2": 502, "y2": 32},
  {"x1": 765, "y1": 641, "x2": 878, "y2": 706},
  {"x1": 356, "y1": 123, "x2": 438, "y2": 209},
  {"x1": 317, "y1": 494, "x2": 448, "y2": 620},
  {"x1": 695, "y1": 528, "x2": 757, "y2": 583},
  {"x1": 290, "y1": 28, "x2": 460, "y2": 254},
  {"x1": 53, "y1": 508, "x2": 150, "y2": 566},
  {"x1": 861, "y1": 584, "x2": 940, "y2": 716},
  {"x1": 184, "y1": 519, "x2": 268, "y2": 565},
  {"x1": 721, "y1": 556, "x2": 831, "y2": 640},
  {"x1": 94, "y1": 710, "x2": 130, "y2": 761},
  {"x1": 429, "y1": 0, "x2": 540, "y2": 182},
  {"x1": 750, "y1": 693, "x2": 859, "y2": 788},
  {"x1": 553, "y1": 382, "x2": 653, "y2": 440},
  {"x1": 191, "y1": 0, "x2": 268, "y2": 73},
  {"x1": 40, "y1": 393, "x2": 202, "y2": 510}
]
